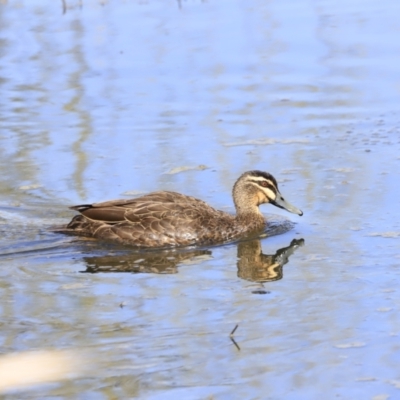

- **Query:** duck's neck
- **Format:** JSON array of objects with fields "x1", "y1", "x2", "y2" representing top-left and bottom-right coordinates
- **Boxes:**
[
  {"x1": 235, "y1": 206, "x2": 265, "y2": 226},
  {"x1": 234, "y1": 198, "x2": 265, "y2": 229}
]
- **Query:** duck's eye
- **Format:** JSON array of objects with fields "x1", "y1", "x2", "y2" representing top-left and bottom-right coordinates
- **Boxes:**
[{"x1": 260, "y1": 181, "x2": 268, "y2": 187}]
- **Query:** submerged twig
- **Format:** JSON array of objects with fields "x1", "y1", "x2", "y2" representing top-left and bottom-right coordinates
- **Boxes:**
[
  {"x1": 229, "y1": 324, "x2": 240, "y2": 351},
  {"x1": 230, "y1": 324, "x2": 239, "y2": 337},
  {"x1": 230, "y1": 337, "x2": 241, "y2": 351}
]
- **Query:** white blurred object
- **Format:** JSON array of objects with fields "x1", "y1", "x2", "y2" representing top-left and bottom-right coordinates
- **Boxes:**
[{"x1": 0, "y1": 350, "x2": 89, "y2": 393}]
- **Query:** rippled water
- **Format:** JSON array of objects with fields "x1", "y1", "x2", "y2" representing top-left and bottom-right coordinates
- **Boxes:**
[{"x1": 1, "y1": 0, "x2": 400, "y2": 398}]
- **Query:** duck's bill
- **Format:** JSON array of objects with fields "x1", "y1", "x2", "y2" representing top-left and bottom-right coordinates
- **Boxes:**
[{"x1": 272, "y1": 192, "x2": 303, "y2": 216}]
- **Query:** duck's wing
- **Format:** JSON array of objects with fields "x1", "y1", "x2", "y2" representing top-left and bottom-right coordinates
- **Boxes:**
[
  {"x1": 68, "y1": 191, "x2": 228, "y2": 247},
  {"x1": 69, "y1": 191, "x2": 214, "y2": 225}
]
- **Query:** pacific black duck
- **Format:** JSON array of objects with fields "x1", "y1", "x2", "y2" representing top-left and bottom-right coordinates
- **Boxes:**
[{"x1": 66, "y1": 170, "x2": 302, "y2": 248}]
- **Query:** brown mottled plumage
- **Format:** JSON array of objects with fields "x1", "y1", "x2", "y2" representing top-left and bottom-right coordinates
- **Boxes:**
[{"x1": 66, "y1": 170, "x2": 303, "y2": 248}]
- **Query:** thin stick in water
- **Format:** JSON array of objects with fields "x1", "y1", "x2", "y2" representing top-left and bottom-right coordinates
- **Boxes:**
[{"x1": 230, "y1": 324, "x2": 239, "y2": 337}]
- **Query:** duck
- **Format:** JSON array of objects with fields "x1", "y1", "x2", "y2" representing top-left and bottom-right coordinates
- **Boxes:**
[{"x1": 66, "y1": 170, "x2": 303, "y2": 248}]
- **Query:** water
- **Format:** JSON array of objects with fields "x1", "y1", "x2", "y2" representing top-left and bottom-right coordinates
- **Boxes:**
[{"x1": 1, "y1": 0, "x2": 400, "y2": 398}]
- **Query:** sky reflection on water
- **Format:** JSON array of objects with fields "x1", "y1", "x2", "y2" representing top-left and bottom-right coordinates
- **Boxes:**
[{"x1": 0, "y1": 0, "x2": 400, "y2": 398}]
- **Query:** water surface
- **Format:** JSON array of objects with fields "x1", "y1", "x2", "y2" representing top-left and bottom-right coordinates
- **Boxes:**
[{"x1": 1, "y1": 0, "x2": 400, "y2": 398}]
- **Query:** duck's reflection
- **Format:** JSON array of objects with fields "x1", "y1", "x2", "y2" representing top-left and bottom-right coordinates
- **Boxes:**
[
  {"x1": 237, "y1": 238, "x2": 304, "y2": 283},
  {"x1": 81, "y1": 238, "x2": 304, "y2": 283},
  {"x1": 82, "y1": 249, "x2": 211, "y2": 275}
]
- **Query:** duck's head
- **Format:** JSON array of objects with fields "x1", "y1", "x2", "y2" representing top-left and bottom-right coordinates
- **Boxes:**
[{"x1": 232, "y1": 170, "x2": 303, "y2": 216}]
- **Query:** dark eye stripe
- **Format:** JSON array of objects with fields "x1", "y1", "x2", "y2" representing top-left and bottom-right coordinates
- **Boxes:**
[{"x1": 250, "y1": 179, "x2": 277, "y2": 193}]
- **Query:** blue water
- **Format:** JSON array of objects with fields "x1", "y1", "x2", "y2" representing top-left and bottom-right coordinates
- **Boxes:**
[{"x1": 0, "y1": 0, "x2": 400, "y2": 398}]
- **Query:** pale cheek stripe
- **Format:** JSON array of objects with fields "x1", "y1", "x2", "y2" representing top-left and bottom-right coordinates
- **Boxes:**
[{"x1": 263, "y1": 188, "x2": 276, "y2": 199}]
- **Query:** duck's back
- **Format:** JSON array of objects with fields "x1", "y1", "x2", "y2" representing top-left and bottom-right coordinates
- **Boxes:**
[{"x1": 67, "y1": 191, "x2": 241, "y2": 248}]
